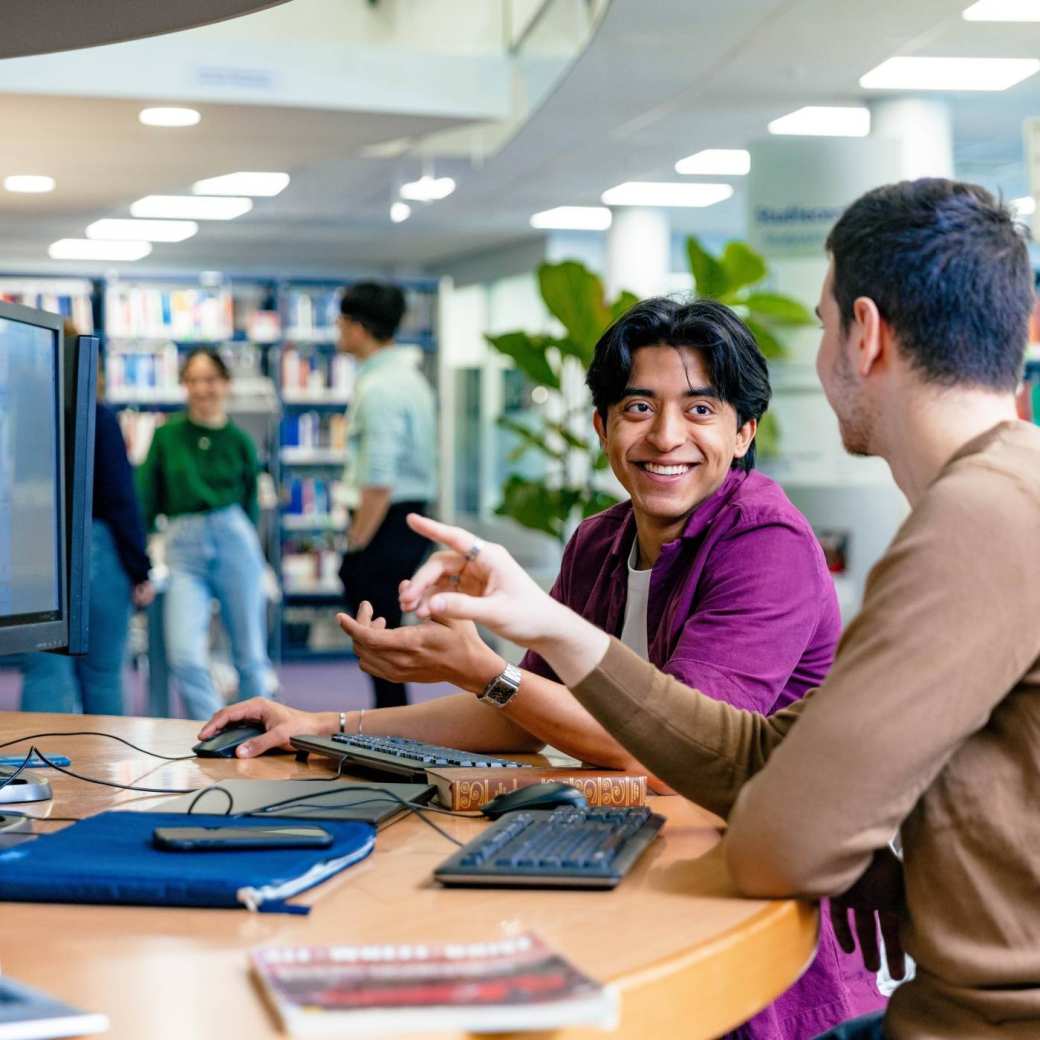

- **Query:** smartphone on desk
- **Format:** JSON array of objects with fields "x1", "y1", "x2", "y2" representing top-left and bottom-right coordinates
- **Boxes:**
[{"x1": 153, "y1": 825, "x2": 334, "y2": 851}]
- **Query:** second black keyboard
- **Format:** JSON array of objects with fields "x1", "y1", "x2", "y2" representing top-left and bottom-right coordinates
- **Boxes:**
[{"x1": 434, "y1": 806, "x2": 665, "y2": 889}]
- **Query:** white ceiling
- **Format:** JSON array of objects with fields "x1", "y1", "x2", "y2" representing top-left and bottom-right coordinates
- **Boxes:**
[{"x1": 1, "y1": 0, "x2": 1039, "y2": 277}]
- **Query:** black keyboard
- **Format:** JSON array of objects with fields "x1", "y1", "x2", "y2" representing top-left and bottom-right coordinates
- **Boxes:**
[
  {"x1": 290, "y1": 733, "x2": 531, "y2": 782},
  {"x1": 434, "y1": 806, "x2": 665, "y2": 889}
]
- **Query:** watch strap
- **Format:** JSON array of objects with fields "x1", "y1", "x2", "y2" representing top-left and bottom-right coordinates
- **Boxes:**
[{"x1": 478, "y1": 663, "x2": 522, "y2": 708}]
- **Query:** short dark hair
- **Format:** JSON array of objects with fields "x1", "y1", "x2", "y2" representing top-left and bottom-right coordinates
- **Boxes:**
[
  {"x1": 339, "y1": 281, "x2": 407, "y2": 342},
  {"x1": 586, "y1": 297, "x2": 771, "y2": 472},
  {"x1": 825, "y1": 178, "x2": 1034, "y2": 392},
  {"x1": 181, "y1": 347, "x2": 230, "y2": 382}
]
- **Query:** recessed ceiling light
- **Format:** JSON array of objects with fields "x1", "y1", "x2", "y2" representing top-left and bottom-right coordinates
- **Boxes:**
[
  {"x1": 600, "y1": 182, "x2": 733, "y2": 208},
  {"x1": 139, "y1": 107, "x2": 201, "y2": 128},
  {"x1": 860, "y1": 57, "x2": 1040, "y2": 91},
  {"x1": 768, "y1": 106, "x2": 871, "y2": 137},
  {"x1": 390, "y1": 202, "x2": 412, "y2": 223},
  {"x1": 530, "y1": 206, "x2": 612, "y2": 230},
  {"x1": 49, "y1": 239, "x2": 152, "y2": 261},
  {"x1": 1011, "y1": 195, "x2": 1036, "y2": 218},
  {"x1": 963, "y1": 0, "x2": 1040, "y2": 20},
  {"x1": 4, "y1": 175, "x2": 55, "y2": 193},
  {"x1": 130, "y1": 195, "x2": 252, "y2": 220},
  {"x1": 86, "y1": 219, "x2": 198, "y2": 243},
  {"x1": 192, "y1": 172, "x2": 289, "y2": 197},
  {"x1": 675, "y1": 149, "x2": 751, "y2": 176},
  {"x1": 400, "y1": 176, "x2": 455, "y2": 202}
]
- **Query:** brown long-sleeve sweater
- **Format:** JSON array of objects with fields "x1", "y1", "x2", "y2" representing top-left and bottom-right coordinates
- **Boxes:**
[{"x1": 571, "y1": 421, "x2": 1040, "y2": 1039}]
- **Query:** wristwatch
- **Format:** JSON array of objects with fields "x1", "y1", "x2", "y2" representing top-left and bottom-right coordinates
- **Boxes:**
[{"x1": 477, "y1": 663, "x2": 522, "y2": 708}]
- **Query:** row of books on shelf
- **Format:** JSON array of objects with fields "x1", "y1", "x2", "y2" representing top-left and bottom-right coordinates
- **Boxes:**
[
  {"x1": 280, "y1": 411, "x2": 348, "y2": 451},
  {"x1": 282, "y1": 546, "x2": 342, "y2": 594},
  {"x1": 283, "y1": 477, "x2": 345, "y2": 521},
  {"x1": 0, "y1": 288, "x2": 94, "y2": 333},
  {"x1": 280, "y1": 349, "x2": 354, "y2": 399},
  {"x1": 117, "y1": 410, "x2": 166, "y2": 465},
  {"x1": 105, "y1": 343, "x2": 182, "y2": 398},
  {"x1": 105, "y1": 285, "x2": 235, "y2": 341}
]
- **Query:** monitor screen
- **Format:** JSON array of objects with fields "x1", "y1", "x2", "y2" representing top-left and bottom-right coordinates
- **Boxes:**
[{"x1": 0, "y1": 305, "x2": 65, "y2": 651}]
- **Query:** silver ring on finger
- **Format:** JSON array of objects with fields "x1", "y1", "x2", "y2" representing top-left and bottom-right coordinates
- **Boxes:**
[{"x1": 464, "y1": 539, "x2": 484, "y2": 563}]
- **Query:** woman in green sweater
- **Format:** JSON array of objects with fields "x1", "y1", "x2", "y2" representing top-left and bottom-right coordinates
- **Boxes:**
[{"x1": 136, "y1": 348, "x2": 271, "y2": 719}]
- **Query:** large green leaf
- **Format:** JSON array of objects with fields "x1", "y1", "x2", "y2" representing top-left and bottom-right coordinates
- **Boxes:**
[
  {"x1": 686, "y1": 235, "x2": 728, "y2": 298},
  {"x1": 755, "y1": 410, "x2": 781, "y2": 459},
  {"x1": 720, "y1": 241, "x2": 767, "y2": 294},
  {"x1": 580, "y1": 489, "x2": 621, "y2": 518},
  {"x1": 545, "y1": 421, "x2": 589, "y2": 453},
  {"x1": 497, "y1": 416, "x2": 564, "y2": 461},
  {"x1": 485, "y1": 331, "x2": 560, "y2": 389},
  {"x1": 744, "y1": 317, "x2": 788, "y2": 360},
  {"x1": 744, "y1": 292, "x2": 815, "y2": 326},
  {"x1": 537, "y1": 261, "x2": 610, "y2": 357},
  {"x1": 494, "y1": 475, "x2": 586, "y2": 543}
]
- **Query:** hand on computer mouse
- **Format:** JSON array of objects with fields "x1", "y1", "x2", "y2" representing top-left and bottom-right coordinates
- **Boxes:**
[{"x1": 197, "y1": 699, "x2": 336, "y2": 758}]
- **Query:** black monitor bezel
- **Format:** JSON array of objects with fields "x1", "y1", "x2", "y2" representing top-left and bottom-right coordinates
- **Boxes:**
[{"x1": 0, "y1": 300, "x2": 68, "y2": 656}]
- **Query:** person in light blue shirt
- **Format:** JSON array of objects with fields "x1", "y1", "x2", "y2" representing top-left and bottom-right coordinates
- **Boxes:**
[{"x1": 336, "y1": 282, "x2": 437, "y2": 708}]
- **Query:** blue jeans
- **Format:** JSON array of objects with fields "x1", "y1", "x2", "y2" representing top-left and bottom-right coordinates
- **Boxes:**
[
  {"x1": 163, "y1": 505, "x2": 270, "y2": 719},
  {"x1": 814, "y1": 1013, "x2": 887, "y2": 1039},
  {"x1": 20, "y1": 519, "x2": 132, "y2": 715}
]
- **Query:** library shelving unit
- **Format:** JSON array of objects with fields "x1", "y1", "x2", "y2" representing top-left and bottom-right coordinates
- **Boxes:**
[
  {"x1": 0, "y1": 277, "x2": 96, "y2": 332},
  {"x1": 273, "y1": 277, "x2": 439, "y2": 661}
]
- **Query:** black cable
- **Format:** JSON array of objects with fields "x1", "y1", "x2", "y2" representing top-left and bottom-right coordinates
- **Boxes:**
[
  {"x1": 184, "y1": 785, "x2": 236, "y2": 815},
  {"x1": 202, "y1": 784, "x2": 473, "y2": 848},
  {"x1": 0, "y1": 748, "x2": 33, "y2": 794},
  {"x1": 0, "y1": 731, "x2": 197, "y2": 761},
  {"x1": 26, "y1": 746, "x2": 196, "y2": 796}
]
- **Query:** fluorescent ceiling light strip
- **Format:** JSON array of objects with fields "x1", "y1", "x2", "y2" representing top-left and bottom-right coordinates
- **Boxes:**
[
  {"x1": 675, "y1": 149, "x2": 751, "y2": 176},
  {"x1": 768, "y1": 106, "x2": 870, "y2": 137},
  {"x1": 139, "y1": 107, "x2": 200, "y2": 127},
  {"x1": 390, "y1": 202, "x2": 411, "y2": 223},
  {"x1": 860, "y1": 56, "x2": 1040, "y2": 91},
  {"x1": 600, "y1": 182, "x2": 733, "y2": 208},
  {"x1": 49, "y1": 239, "x2": 152, "y2": 261},
  {"x1": 4, "y1": 175, "x2": 55, "y2": 193},
  {"x1": 530, "y1": 206, "x2": 612, "y2": 230},
  {"x1": 192, "y1": 172, "x2": 289, "y2": 197},
  {"x1": 400, "y1": 176, "x2": 455, "y2": 202},
  {"x1": 86, "y1": 219, "x2": 198, "y2": 242},
  {"x1": 1011, "y1": 195, "x2": 1036, "y2": 217},
  {"x1": 963, "y1": 0, "x2": 1040, "y2": 20},
  {"x1": 130, "y1": 195, "x2": 252, "y2": 220}
]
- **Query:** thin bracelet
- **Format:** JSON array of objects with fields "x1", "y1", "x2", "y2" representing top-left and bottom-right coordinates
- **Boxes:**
[
  {"x1": 357, "y1": 708, "x2": 366, "y2": 735},
  {"x1": 338, "y1": 711, "x2": 346, "y2": 734}
]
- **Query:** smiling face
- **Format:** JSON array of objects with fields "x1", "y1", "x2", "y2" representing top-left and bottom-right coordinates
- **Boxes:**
[
  {"x1": 594, "y1": 344, "x2": 755, "y2": 536},
  {"x1": 181, "y1": 353, "x2": 230, "y2": 423}
]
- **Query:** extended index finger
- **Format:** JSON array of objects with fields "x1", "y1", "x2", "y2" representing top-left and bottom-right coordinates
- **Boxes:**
[{"x1": 407, "y1": 513, "x2": 482, "y2": 555}]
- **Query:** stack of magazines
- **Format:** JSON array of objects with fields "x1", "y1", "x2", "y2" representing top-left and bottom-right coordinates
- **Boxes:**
[{"x1": 251, "y1": 932, "x2": 617, "y2": 1036}]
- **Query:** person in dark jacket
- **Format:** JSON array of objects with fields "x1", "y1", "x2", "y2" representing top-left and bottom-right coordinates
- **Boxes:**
[{"x1": 20, "y1": 396, "x2": 153, "y2": 714}]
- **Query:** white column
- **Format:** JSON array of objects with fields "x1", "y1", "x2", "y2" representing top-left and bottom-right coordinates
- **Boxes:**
[
  {"x1": 606, "y1": 207, "x2": 670, "y2": 299},
  {"x1": 871, "y1": 97, "x2": 954, "y2": 180}
]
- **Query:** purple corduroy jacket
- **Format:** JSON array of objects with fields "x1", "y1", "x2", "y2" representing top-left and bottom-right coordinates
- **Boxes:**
[{"x1": 521, "y1": 468, "x2": 886, "y2": 1040}]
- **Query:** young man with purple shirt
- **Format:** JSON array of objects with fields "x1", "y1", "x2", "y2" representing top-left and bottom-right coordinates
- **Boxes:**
[{"x1": 201, "y1": 298, "x2": 881, "y2": 1038}]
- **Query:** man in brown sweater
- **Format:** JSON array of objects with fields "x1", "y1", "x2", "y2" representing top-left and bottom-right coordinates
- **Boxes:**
[{"x1": 399, "y1": 179, "x2": 1040, "y2": 1039}]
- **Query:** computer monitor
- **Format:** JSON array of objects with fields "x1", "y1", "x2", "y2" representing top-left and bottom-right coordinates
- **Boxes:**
[
  {"x1": 57, "y1": 333, "x2": 98, "y2": 656},
  {"x1": 0, "y1": 300, "x2": 92, "y2": 657}
]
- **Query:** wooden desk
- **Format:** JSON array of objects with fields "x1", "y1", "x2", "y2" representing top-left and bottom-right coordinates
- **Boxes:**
[{"x1": 0, "y1": 712, "x2": 817, "y2": 1039}]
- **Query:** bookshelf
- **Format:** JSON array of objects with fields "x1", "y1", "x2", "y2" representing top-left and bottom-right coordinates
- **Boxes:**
[{"x1": 0, "y1": 278, "x2": 95, "y2": 332}]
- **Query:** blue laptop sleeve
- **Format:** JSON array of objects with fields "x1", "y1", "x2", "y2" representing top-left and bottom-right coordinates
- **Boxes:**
[{"x1": 0, "y1": 812, "x2": 376, "y2": 914}]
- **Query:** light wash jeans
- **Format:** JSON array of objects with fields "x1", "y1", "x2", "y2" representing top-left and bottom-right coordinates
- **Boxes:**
[
  {"x1": 163, "y1": 504, "x2": 270, "y2": 720},
  {"x1": 21, "y1": 519, "x2": 132, "y2": 715}
]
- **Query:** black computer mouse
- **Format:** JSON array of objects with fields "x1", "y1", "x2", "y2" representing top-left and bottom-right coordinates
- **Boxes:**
[
  {"x1": 481, "y1": 781, "x2": 590, "y2": 820},
  {"x1": 192, "y1": 723, "x2": 268, "y2": 759}
]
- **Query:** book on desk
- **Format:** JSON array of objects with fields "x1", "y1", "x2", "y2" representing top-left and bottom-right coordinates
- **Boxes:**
[
  {"x1": 251, "y1": 931, "x2": 617, "y2": 1037},
  {"x1": 427, "y1": 766, "x2": 647, "y2": 811}
]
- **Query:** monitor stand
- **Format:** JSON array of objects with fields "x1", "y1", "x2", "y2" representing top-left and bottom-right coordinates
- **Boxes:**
[
  {"x1": 0, "y1": 811, "x2": 33, "y2": 848},
  {"x1": 0, "y1": 769, "x2": 52, "y2": 804}
]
